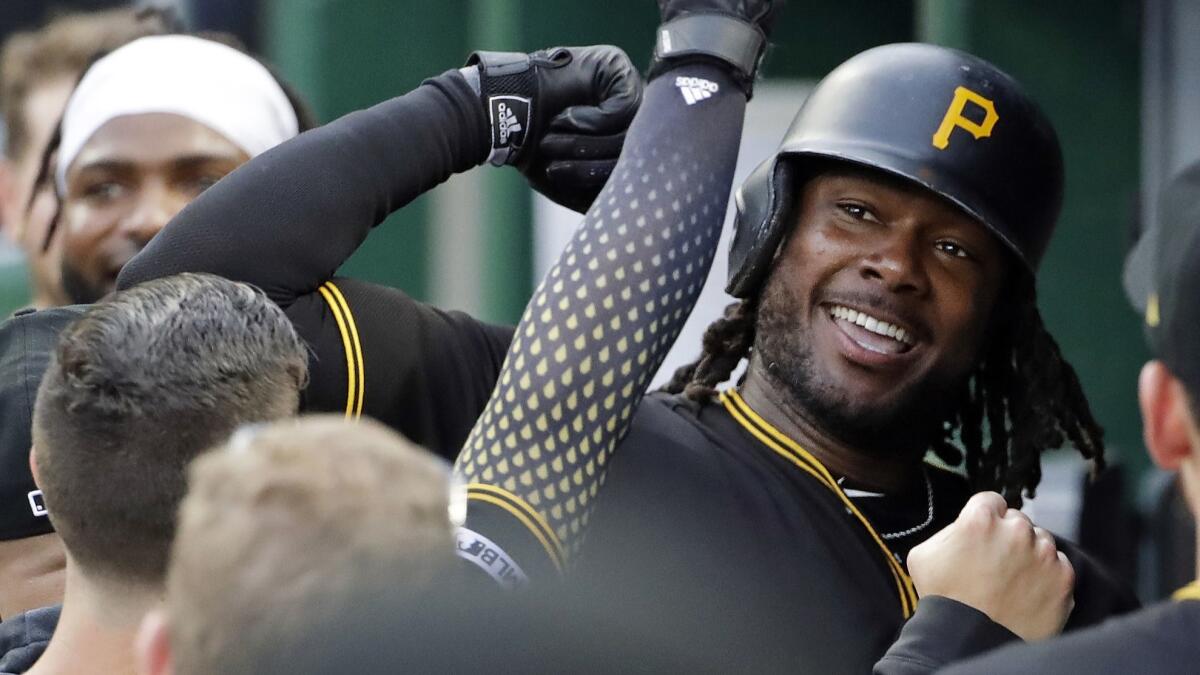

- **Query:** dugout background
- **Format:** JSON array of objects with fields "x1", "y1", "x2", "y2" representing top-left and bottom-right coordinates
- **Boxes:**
[{"x1": 0, "y1": 1, "x2": 1151, "y2": 483}]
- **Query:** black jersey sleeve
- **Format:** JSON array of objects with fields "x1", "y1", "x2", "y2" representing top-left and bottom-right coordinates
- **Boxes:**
[
  {"x1": 872, "y1": 597, "x2": 1019, "y2": 675},
  {"x1": 116, "y1": 71, "x2": 513, "y2": 459},
  {"x1": 937, "y1": 600, "x2": 1200, "y2": 674},
  {"x1": 454, "y1": 63, "x2": 747, "y2": 582},
  {"x1": 877, "y1": 599, "x2": 1200, "y2": 675}
]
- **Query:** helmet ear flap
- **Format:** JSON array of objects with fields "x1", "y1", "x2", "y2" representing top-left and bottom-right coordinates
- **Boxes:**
[{"x1": 727, "y1": 157, "x2": 796, "y2": 298}]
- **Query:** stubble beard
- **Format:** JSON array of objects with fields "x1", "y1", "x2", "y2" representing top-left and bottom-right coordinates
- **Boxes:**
[
  {"x1": 60, "y1": 258, "x2": 108, "y2": 305},
  {"x1": 751, "y1": 281, "x2": 966, "y2": 460}
]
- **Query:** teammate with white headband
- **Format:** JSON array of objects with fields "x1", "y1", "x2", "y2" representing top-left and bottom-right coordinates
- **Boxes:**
[{"x1": 49, "y1": 34, "x2": 305, "y2": 304}]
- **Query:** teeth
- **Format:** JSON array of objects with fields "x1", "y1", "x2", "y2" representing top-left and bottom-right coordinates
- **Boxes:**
[{"x1": 828, "y1": 305, "x2": 914, "y2": 345}]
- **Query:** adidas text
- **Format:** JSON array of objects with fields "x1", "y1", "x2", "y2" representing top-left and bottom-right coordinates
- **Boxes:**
[{"x1": 676, "y1": 76, "x2": 719, "y2": 105}]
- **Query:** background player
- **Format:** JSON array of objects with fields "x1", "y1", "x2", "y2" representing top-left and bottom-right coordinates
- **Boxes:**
[
  {"x1": 0, "y1": 8, "x2": 161, "y2": 309},
  {"x1": 41, "y1": 32, "x2": 313, "y2": 305},
  {"x1": 135, "y1": 416, "x2": 457, "y2": 675},
  {"x1": 0, "y1": 31, "x2": 314, "y2": 653},
  {"x1": 0, "y1": 305, "x2": 82, "y2": 671},
  {"x1": 19, "y1": 274, "x2": 307, "y2": 675}
]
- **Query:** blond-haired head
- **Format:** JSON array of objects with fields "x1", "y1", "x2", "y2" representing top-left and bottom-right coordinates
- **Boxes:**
[{"x1": 144, "y1": 415, "x2": 456, "y2": 675}]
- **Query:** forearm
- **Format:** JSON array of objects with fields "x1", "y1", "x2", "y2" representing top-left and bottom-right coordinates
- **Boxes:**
[
  {"x1": 873, "y1": 597, "x2": 1020, "y2": 675},
  {"x1": 117, "y1": 70, "x2": 488, "y2": 302},
  {"x1": 455, "y1": 61, "x2": 745, "y2": 572}
]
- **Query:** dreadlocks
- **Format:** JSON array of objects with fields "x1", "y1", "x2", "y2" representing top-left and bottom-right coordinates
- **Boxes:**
[{"x1": 662, "y1": 282, "x2": 1106, "y2": 507}]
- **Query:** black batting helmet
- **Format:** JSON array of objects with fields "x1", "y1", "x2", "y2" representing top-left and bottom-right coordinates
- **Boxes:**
[{"x1": 727, "y1": 42, "x2": 1063, "y2": 298}]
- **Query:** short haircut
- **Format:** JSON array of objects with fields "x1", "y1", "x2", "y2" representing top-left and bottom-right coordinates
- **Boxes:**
[
  {"x1": 32, "y1": 273, "x2": 308, "y2": 585},
  {"x1": 0, "y1": 8, "x2": 162, "y2": 160},
  {"x1": 166, "y1": 415, "x2": 455, "y2": 675}
]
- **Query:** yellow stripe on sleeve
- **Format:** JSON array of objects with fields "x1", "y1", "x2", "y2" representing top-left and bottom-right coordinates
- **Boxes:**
[
  {"x1": 322, "y1": 281, "x2": 365, "y2": 417},
  {"x1": 317, "y1": 282, "x2": 360, "y2": 419},
  {"x1": 1173, "y1": 580, "x2": 1200, "y2": 602},
  {"x1": 468, "y1": 483, "x2": 565, "y2": 573}
]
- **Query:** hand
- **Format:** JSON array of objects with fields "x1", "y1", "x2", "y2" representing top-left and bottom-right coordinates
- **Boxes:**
[
  {"x1": 521, "y1": 46, "x2": 642, "y2": 213},
  {"x1": 650, "y1": 0, "x2": 785, "y2": 94},
  {"x1": 467, "y1": 45, "x2": 642, "y2": 213},
  {"x1": 907, "y1": 492, "x2": 1075, "y2": 642}
]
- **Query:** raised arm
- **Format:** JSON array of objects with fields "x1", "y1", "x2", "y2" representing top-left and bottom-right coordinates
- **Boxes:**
[
  {"x1": 455, "y1": 0, "x2": 783, "y2": 583},
  {"x1": 115, "y1": 54, "x2": 641, "y2": 458},
  {"x1": 117, "y1": 51, "x2": 640, "y2": 299}
]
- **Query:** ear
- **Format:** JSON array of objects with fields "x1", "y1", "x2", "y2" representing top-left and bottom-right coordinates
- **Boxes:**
[
  {"x1": 1139, "y1": 361, "x2": 1195, "y2": 470},
  {"x1": 0, "y1": 159, "x2": 14, "y2": 238},
  {"x1": 135, "y1": 609, "x2": 174, "y2": 675},
  {"x1": 29, "y1": 447, "x2": 41, "y2": 489}
]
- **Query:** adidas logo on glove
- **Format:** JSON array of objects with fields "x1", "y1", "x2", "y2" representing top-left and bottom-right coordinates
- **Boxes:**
[
  {"x1": 487, "y1": 95, "x2": 531, "y2": 149},
  {"x1": 675, "y1": 76, "x2": 719, "y2": 105}
]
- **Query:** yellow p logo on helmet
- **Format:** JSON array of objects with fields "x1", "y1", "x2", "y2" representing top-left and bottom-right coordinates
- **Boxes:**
[{"x1": 932, "y1": 86, "x2": 999, "y2": 150}]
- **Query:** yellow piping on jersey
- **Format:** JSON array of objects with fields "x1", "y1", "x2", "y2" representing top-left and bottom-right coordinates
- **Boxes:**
[
  {"x1": 324, "y1": 281, "x2": 365, "y2": 417},
  {"x1": 317, "y1": 281, "x2": 364, "y2": 419},
  {"x1": 1173, "y1": 580, "x2": 1200, "y2": 602},
  {"x1": 722, "y1": 390, "x2": 919, "y2": 617},
  {"x1": 468, "y1": 483, "x2": 565, "y2": 573}
]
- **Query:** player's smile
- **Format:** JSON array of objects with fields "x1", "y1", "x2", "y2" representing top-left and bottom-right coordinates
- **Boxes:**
[{"x1": 821, "y1": 300, "x2": 920, "y2": 368}]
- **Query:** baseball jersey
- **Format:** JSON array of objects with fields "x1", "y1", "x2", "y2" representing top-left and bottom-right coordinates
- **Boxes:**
[{"x1": 562, "y1": 390, "x2": 1139, "y2": 673}]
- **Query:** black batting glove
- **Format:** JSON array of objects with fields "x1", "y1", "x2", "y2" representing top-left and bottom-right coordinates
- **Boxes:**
[
  {"x1": 650, "y1": 0, "x2": 786, "y2": 95},
  {"x1": 465, "y1": 45, "x2": 643, "y2": 213}
]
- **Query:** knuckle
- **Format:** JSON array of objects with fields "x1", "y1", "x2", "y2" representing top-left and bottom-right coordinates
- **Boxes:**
[
  {"x1": 967, "y1": 491, "x2": 1005, "y2": 513},
  {"x1": 1061, "y1": 561, "x2": 1077, "y2": 590},
  {"x1": 907, "y1": 546, "x2": 929, "y2": 571},
  {"x1": 961, "y1": 510, "x2": 991, "y2": 537}
]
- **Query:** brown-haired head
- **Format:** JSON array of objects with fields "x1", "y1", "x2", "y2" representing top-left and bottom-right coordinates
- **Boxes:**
[{"x1": 32, "y1": 273, "x2": 308, "y2": 586}]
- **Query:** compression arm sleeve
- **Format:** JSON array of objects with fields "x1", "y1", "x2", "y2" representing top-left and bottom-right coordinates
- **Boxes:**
[
  {"x1": 115, "y1": 72, "x2": 513, "y2": 460},
  {"x1": 454, "y1": 64, "x2": 745, "y2": 582}
]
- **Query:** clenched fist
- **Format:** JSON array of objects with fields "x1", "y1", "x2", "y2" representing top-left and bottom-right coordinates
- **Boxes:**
[{"x1": 907, "y1": 492, "x2": 1075, "y2": 642}]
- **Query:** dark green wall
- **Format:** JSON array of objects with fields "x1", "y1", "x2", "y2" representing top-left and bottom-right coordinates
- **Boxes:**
[
  {"x1": 264, "y1": 0, "x2": 475, "y2": 301},
  {"x1": 519, "y1": 0, "x2": 914, "y2": 77}
]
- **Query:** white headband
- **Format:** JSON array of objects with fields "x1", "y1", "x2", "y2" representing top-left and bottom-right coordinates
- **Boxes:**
[{"x1": 56, "y1": 35, "x2": 300, "y2": 194}]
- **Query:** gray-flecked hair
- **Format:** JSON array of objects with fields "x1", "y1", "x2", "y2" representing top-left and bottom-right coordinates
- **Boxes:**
[{"x1": 32, "y1": 272, "x2": 308, "y2": 585}]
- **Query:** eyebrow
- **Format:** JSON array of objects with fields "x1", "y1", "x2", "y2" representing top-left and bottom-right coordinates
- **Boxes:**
[{"x1": 74, "y1": 153, "x2": 245, "y2": 176}]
